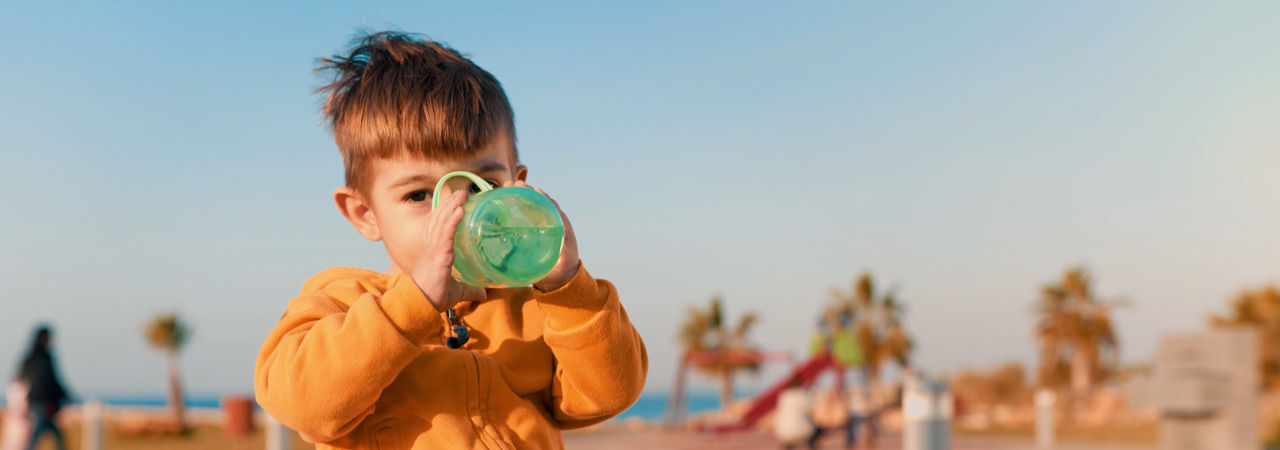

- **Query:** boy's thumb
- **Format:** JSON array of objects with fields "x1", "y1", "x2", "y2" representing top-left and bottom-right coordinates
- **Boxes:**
[{"x1": 458, "y1": 284, "x2": 487, "y2": 303}]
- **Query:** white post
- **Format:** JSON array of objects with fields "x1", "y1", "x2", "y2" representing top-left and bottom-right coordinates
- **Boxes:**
[
  {"x1": 903, "y1": 378, "x2": 951, "y2": 450},
  {"x1": 265, "y1": 414, "x2": 291, "y2": 450},
  {"x1": 902, "y1": 381, "x2": 930, "y2": 450},
  {"x1": 933, "y1": 384, "x2": 952, "y2": 450},
  {"x1": 81, "y1": 399, "x2": 103, "y2": 450},
  {"x1": 1035, "y1": 389, "x2": 1055, "y2": 449}
]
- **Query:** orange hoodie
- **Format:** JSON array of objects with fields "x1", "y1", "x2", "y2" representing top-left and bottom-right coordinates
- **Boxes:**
[{"x1": 254, "y1": 263, "x2": 647, "y2": 449}]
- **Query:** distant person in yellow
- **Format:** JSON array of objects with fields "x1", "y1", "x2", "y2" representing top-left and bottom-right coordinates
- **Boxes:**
[
  {"x1": 808, "y1": 313, "x2": 862, "y2": 367},
  {"x1": 254, "y1": 31, "x2": 647, "y2": 449}
]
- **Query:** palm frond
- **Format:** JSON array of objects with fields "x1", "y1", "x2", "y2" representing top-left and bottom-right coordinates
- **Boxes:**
[
  {"x1": 734, "y1": 313, "x2": 758, "y2": 340},
  {"x1": 143, "y1": 312, "x2": 190, "y2": 354},
  {"x1": 708, "y1": 296, "x2": 723, "y2": 329},
  {"x1": 823, "y1": 271, "x2": 916, "y2": 376},
  {"x1": 855, "y1": 273, "x2": 875, "y2": 309}
]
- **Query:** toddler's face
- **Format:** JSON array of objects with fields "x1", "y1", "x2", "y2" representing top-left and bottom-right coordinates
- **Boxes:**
[{"x1": 362, "y1": 132, "x2": 524, "y2": 275}]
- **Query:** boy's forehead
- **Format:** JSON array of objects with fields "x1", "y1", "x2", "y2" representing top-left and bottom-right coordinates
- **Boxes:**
[{"x1": 371, "y1": 142, "x2": 517, "y2": 188}]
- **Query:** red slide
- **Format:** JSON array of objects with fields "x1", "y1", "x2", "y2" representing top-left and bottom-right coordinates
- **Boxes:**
[{"x1": 705, "y1": 353, "x2": 836, "y2": 433}]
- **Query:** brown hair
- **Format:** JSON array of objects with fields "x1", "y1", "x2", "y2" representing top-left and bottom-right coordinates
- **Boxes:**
[{"x1": 316, "y1": 31, "x2": 516, "y2": 192}]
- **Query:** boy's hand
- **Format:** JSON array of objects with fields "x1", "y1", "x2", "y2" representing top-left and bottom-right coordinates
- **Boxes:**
[
  {"x1": 410, "y1": 190, "x2": 486, "y2": 311},
  {"x1": 514, "y1": 181, "x2": 580, "y2": 292}
]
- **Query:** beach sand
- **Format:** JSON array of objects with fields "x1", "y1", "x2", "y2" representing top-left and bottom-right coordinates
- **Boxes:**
[
  {"x1": 22, "y1": 423, "x2": 314, "y2": 450},
  {"x1": 9, "y1": 406, "x2": 1159, "y2": 449}
]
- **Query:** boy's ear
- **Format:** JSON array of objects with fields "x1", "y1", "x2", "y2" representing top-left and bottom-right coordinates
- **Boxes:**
[
  {"x1": 515, "y1": 164, "x2": 528, "y2": 182},
  {"x1": 334, "y1": 187, "x2": 382, "y2": 242}
]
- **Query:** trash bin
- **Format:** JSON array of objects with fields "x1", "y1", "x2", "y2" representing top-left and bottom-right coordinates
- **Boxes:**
[{"x1": 221, "y1": 394, "x2": 255, "y2": 438}]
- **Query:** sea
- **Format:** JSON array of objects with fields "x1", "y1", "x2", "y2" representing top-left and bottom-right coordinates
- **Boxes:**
[{"x1": 37, "y1": 392, "x2": 726, "y2": 423}]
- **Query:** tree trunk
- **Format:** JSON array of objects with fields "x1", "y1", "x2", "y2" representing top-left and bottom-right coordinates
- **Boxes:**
[
  {"x1": 718, "y1": 369, "x2": 734, "y2": 413},
  {"x1": 1068, "y1": 348, "x2": 1091, "y2": 421},
  {"x1": 166, "y1": 354, "x2": 188, "y2": 431},
  {"x1": 664, "y1": 353, "x2": 689, "y2": 426},
  {"x1": 1038, "y1": 337, "x2": 1060, "y2": 386},
  {"x1": 1069, "y1": 349, "x2": 1090, "y2": 395}
]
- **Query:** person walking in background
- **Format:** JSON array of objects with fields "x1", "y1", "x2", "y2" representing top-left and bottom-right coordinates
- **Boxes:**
[
  {"x1": 18, "y1": 325, "x2": 70, "y2": 450},
  {"x1": 774, "y1": 377, "x2": 814, "y2": 449},
  {"x1": 846, "y1": 384, "x2": 876, "y2": 448},
  {"x1": 808, "y1": 387, "x2": 851, "y2": 449},
  {"x1": 1, "y1": 377, "x2": 31, "y2": 450}
]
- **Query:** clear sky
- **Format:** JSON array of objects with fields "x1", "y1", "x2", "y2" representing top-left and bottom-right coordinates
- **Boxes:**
[{"x1": 1, "y1": 2, "x2": 1277, "y2": 399}]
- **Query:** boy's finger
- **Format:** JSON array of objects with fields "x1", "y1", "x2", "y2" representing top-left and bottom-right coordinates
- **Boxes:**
[
  {"x1": 446, "y1": 189, "x2": 467, "y2": 208},
  {"x1": 423, "y1": 199, "x2": 451, "y2": 244},
  {"x1": 517, "y1": 182, "x2": 553, "y2": 204},
  {"x1": 423, "y1": 202, "x2": 464, "y2": 253},
  {"x1": 430, "y1": 206, "x2": 464, "y2": 250},
  {"x1": 509, "y1": 180, "x2": 563, "y2": 214},
  {"x1": 532, "y1": 187, "x2": 564, "y2": 211},
  {"x1": 453, "y1": 281, "x2": 487, "y2": 303},
  {"x1": 441, "y1": 282, "x2": 483, "y2": 309},
  {"x1": 423, "y1": 194, "x2": 451, "y2": 240},
  {"x1": 430, "y1": 192, "x2": 466, "y2": 227},
  {"x1": 444, "y1": 205, "x2": 465, "y2": 234},
  {"x1": 432, "y1": 190, "x2": 466, "y2": 212},
  {"x1": 530, "y1": 187, "x2": 574, "y2": 239}
]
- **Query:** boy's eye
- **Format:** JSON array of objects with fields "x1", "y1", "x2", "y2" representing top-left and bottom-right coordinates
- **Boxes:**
[
  {"x1": 405, "y1": 190, "x2": 431, "y2": 203},
  {"x1": 469, "y1": 180, "x2": 500, "y2": 194}
]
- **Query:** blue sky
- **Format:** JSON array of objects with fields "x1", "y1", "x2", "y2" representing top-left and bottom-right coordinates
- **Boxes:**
[{"x1": 1, "y1": 2, "x2": 1277, "y2": 399}]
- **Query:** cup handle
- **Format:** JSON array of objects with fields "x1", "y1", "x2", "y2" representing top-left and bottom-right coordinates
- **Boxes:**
[{"x1": 431, "y1": 171, "x2": 495, "y2": 209}]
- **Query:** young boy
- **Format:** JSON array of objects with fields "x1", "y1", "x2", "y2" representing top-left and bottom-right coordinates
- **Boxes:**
[{"x1": 254, "y1": 31, "x2": 648, "y2": 449}]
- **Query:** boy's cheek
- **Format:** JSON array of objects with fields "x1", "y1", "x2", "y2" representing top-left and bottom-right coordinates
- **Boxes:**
[{"x1": 389, "y1": 234, "x2": 423, "y2": 272}]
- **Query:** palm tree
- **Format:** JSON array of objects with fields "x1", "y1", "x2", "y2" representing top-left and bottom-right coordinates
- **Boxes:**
[
  {"x1": 1032, "y1": 267, "x2": 1122, "y2": 400},
  {"x1": 1209, "y1": 285, "x2": 1280, "y2": 389},
  {"x1": 827, "y1": 272, "x2": 914, "y2": 387},
  {"x1": 677, "y1": 295, "x2": 760, "y2": 410},
  {"x1": 144, "y1": 312, "x2": 192, "y2": 431}
]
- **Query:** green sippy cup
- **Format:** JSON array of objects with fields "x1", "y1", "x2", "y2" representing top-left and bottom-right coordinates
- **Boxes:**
[{"x1": 431, "y1": 171, "x2": 565, "y2": 287}]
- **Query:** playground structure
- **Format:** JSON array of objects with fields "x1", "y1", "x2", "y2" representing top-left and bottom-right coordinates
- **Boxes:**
[
  {"x1": 663, "y1": 349, "x2": 853, "y2": 433},
  {"x1": 666, "y1": 276, "x2": 902, "y2": 433}
]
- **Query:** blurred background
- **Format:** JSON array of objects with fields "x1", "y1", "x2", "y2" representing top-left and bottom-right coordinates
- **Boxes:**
[{"x1": 1, "y1": 1, "x2": 1277, "y2": 449}]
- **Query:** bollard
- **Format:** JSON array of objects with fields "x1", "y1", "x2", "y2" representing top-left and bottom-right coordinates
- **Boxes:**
[
  {"x1": 903, "y1": 378, "x2": 951, "y2": 450},
  {"x1": 936, "y1": 388, "x2": 953, "y2": 448},
  {"x1": 221, "y1": 395, "x2": 255, "y2": 439},
  {"x1": 81, "y1": 399, "x2": 102, "y2": 450},
  {"x1": 1035, "y1": 389, "x2": 1055, "y2": 449},
  {"x1": 265, "y1": 414, "x2": 292, "y2": 450}
]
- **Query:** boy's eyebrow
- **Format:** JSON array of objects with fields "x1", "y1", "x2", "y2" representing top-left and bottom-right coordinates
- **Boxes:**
[
  {"x1": 469, "y1": 161, "x2": 508, "y2": 175},
  {"x1": 389, "y1": 175, "x2": 433, "y2": 190},
  {"x1": 387, "y1": 161, "x2": 507, "y2": 191}
]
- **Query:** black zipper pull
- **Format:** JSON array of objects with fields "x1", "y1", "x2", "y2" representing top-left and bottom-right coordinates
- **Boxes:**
[{"x1": 446, "y1": 309, "x2": 469, "y2": 349}]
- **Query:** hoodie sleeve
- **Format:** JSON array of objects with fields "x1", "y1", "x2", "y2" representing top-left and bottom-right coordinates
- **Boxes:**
[
  {"x1": 533, "y1": 263, "x2": 648, "y2": 428},
  {"x1": 254, "y1": 273, "x2": 445, "y2": 443}
]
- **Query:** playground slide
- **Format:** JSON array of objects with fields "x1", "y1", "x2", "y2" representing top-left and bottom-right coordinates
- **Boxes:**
[{"x1": 706, "y1": 353, "x2": 836, "y2": 433}]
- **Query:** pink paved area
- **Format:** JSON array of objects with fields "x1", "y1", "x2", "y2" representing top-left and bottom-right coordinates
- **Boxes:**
[{"x1": 564, "y1": 429, "x2": 1156, "y2": 450}]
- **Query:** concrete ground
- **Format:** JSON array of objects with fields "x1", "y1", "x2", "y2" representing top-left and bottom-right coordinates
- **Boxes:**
[{"x1": 563, "y1": 429, "x2": 1157, "y2": 450}]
